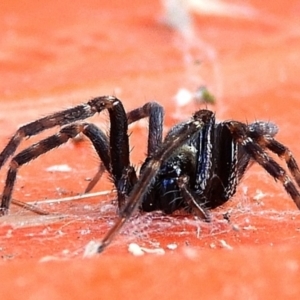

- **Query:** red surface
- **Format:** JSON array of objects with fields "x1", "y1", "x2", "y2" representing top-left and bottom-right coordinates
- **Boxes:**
[{"x1": 1, "y1": 0, "x2": 300, "y2": 298}]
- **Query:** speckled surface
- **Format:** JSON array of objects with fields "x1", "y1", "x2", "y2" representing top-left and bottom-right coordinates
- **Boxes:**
[{"x1": 1, "y1": 1, "x2": 300, "y2": 298}]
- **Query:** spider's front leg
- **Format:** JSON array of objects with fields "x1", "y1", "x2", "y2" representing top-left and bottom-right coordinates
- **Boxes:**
[
  {"x1": 104, "y1": 101, "x2": 164, "y2": 210},
  {"x1": 0, "y1": 96, "x2": 132, "y2": 215},
  {"x1": 88, "y1": 101, "x2": 165, "y2": 206},
  {"x1": 0, "y1": 96, "x2": 118, "y2": 169}
]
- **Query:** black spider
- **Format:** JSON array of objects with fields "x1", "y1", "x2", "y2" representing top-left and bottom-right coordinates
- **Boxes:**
[{"x1": 0, "y1": 96, "x2": 300, "y2": 253}]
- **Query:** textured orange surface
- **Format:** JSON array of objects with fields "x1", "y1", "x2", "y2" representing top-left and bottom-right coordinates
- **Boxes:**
[{"x1": 1, "y1": 0, "x2": 300, "y2": 299}]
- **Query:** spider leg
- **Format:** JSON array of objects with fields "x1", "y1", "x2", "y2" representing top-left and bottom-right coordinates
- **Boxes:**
[
  {"x1": 0, "y1": 96, "x2": 138, "y2": 213},
  {"x1": 109, "y1": 101, "x2": 164, "y2": 209},
  {"x1": 97, "y1": 109, "x2": 213, "y2": 253},
  {"x1": 127, "y1": 101, "x2": 164, "y2": 155},
  {"x1": 177, "y1": 175, "x2": 211, "y2": 221},
  {"x1": 227, "y1": 121, "x2": 300, "y2": 209},
  {"x1": 84, "y1": 163, "x2": 107, "y2": 193},
  {"x1": 83, "y1": 124, "x2": 110, "y2": 171},
  {"x1": 0, "y1": 96, "x2": 119, "y2": 169},
  {"x1": 248, "y1": 131, "x2": 300, "y2": 186},
  {"x1": 248, "y1": 121, "x2": 278, "y2": 137},
  {"x1": 86, "y1": 102, "x2": 164, "y2": 194},
  {"x1": 82, "y1": 124, "x2": 110, "y2": 193},
  {"x1": 0, "y1": 123, "x2": 111, "y2": 214}
]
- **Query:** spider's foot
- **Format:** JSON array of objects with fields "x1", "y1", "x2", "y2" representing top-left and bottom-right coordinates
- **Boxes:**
[{"x1": 0, "y1": 207, "x2": 9, "y2": 217}]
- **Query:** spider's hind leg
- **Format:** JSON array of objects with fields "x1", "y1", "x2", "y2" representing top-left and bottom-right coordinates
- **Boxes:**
[
  {"x1": 248, "y1": 120, "x2": 278, "y2": 137},
  {"x1": 227, "y1": 121, "x2": 300, "y2": 210},
  {"x1": 248, "y1": 127, "x2": 300, "y2": 186}
]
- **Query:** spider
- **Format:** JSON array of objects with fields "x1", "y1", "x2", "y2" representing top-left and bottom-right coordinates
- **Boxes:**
[{"x1": 0, "y1": 96, "x2": 300, "y2": 253}]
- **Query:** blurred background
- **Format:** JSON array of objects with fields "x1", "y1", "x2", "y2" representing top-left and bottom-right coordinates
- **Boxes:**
[{"x1": 1, "y1": 1, "x2": 300, "y2": 298}]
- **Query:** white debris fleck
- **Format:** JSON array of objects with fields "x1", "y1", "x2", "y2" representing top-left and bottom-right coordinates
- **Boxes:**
[
  {"x1": 243, "y1": 225, "x2": 257, "y2": 231},
  {"x1": 219, "y1": 239, "x2": 233, "y2": 250},
  {"x1": 61, "y1": 249, "x2": 70, "y2": 255},
  {"x1": 209, "y1": 243, "x2": 216, "y2": 249},
  {"x1": 253, "y1": 189, "x2": 267, "y2": 201},
  {"x1": 100, "y1": 203, "x2": 115, "y2": 213},
  {"x1": 80, "y1": 229, "x2": 91, "y2": 235},
  {"x1": 40, "y1": 255, "x2": 62, "y2": 262},
  {"x1": 188, "y1": 0, "x2": 257, "y2": 18},
  {"x1": 46, "y1": 164, "x2": 72, "y2": 172},
  {"x1": 128, "y1": 243, "x2": 145, "y2": 256},
  {"x1": 166, "y1": 243, "x2": 178, "y2": 250},
  {"x1": 232, "y1": 224, "x2": 240, "y2": 231},
  {"x1": 128, "y1": 243, "x2": 166, "y2": 256}
]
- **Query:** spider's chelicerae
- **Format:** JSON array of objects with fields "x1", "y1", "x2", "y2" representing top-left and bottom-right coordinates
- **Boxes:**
[{"x1": 0, "y1": 96, "x2": 300, "y2": 253}]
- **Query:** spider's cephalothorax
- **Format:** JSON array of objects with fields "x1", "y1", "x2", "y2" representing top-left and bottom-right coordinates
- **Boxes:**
[{"x1": 0, "y1": 96, "x2": 300, "y2": 253}]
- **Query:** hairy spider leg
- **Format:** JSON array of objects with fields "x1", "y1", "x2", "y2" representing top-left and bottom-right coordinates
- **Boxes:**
[
  {"x1": 97, "y1": 109, "x2": 213, "y2": 253},
  {"x1": 227, "y1": 121, "x2": 300, "y2": 209},
  {"x1": 127, "y1": 101, "x2": 164, "y2": 156},
  {"x1": 0, "y1": 123, "x2": 110, "y2": 214},
  {"x1": 247, "y1": 127, "x2": 300, "y2": 185},
  {"x1": 0, "y1": 97, "x2": 136, "y2": 214},
  {"x1": 247, "y1": 120, "x2": 278, "y2": 137},
  {"x1": 86, "y1": 102, "x2": 164, "y2": 193},
  {"x1": 115, "y1": 101, "x2": 165, "y2": 208},
  {"x1": 0, "y1": 96, "x2": 120, "y2": 169}
]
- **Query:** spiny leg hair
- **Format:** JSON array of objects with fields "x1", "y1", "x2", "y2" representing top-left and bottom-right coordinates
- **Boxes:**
[
  {"x1": 227, "y1": 121, "x2": 300, "y2": 209},
  {"x1": 0, "y1": 96, "x2": 119, "y2": 169},
  {"x1": 0, "y1": 123, "x2": 111, "y2": 214}
]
